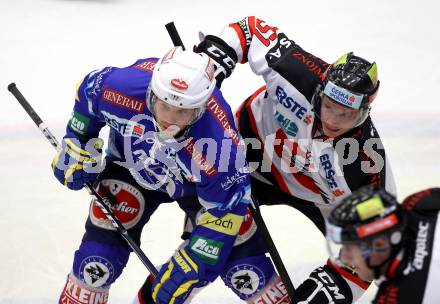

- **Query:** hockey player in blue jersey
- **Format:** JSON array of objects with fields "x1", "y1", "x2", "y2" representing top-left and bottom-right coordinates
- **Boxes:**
[{"x1": 52, "y1": 46, "x2": 252, "y2": 304}]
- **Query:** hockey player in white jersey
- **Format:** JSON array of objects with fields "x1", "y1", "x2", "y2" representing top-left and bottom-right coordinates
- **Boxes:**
[
  {"x1": 327, "y1": 186, "x2": 440, "y2": 303},
  {"x1": 191, "y1": 16, "x2": 396, "y2": 303}
]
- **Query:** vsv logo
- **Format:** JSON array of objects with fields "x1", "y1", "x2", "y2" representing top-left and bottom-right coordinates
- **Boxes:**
[{"x1": 275, "y1": 86, "x2": 307, "y2": 120}]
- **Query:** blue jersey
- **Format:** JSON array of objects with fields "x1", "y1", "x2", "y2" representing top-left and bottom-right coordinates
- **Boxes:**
[{"x1": 68, "y1": 57, "x2": 251, "y2": 278}]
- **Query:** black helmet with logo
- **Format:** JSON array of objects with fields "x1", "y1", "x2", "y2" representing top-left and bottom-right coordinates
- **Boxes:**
[
  {"x1": 326, "y1": 186, "x2": 407, "y2": 275},
  {"x1": 326, "y1": 186, "x2": 406, "y2": 245},
  {"x1": 312, "y1": 52, "x2": 380, "y2": 128}
]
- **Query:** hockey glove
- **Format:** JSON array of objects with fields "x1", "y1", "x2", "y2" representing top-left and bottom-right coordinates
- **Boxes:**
[
  {"x1": 152, "y1": 247, "x2": 207, "y2": 304},
  {"x1": 293, "y1": 265, "x2": 352, "y2": 304},
  {"x1": 52, "y1": 137, "x2": 104, "y2": 190},
  {"x1": 194, "y1": 34, "x2": 238, "y2": 88}
]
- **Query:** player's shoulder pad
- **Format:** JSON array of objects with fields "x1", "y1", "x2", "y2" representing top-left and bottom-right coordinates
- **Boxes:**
[{"x1": 402, "y1": 188, "x2": 440, "y2": 212}]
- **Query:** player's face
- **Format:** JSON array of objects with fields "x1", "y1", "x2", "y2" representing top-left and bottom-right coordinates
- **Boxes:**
[
  {"x1": 339, "y1": 236, "x2": 392, "y2": 281},
  {"x1": 154, "y1": 98, "x2": 196, "y2": 134},
  {"x1": 320, "y1": 95, "x2": 360, "y2": 137}
]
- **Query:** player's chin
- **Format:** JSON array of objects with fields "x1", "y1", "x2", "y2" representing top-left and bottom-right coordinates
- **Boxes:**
[
  {"x1": 322, "y1": 125, "x2": 345, "y2": 137},
  {"x1": 355, "y1": 267, "x2": 375, "y2": 282}
]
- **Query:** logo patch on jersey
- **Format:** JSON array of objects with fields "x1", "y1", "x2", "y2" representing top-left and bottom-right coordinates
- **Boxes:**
[
  {"x1": 412, "y1": 221, "x2": 430, "y2": 271},
  {"x1": 275, "y1": 86, "x2": 308, "y2": 120},
  {"x1": 60, "y1": 274, "x2": 109, "y2": 304},
  {"x1": 221, "y1": 170, "x2": 247, "y2": 190},
  {"x1": 101, "y1": 111, "x2": 145, "y2": 138},
  {"x1": 267, "y1": 33, "x2": 293, "y2": 61},
  {"x1": 237, "y1": 18, "x2": 252, "y2": 49},
  {"x1": 79, "y1": 256, "x2": 115, "y2": 288},
  {"x1": 189, "y1": 236, "x2": 223, "y2": 265},
  {"x1": 183, "y1": 138, "x2": 217, "y2": 177},
  {"x1": 102, "y1": 88, "x2": 145, "y2": 113},
  {"x1": 292, "y1": 51, "x2": 329, "y2": 80},
  {"x1": 69, "y1": 111, "x2": 90, "y2": 135},
  {"x1": 84, "y1": 67, "x2": 113, "y2": 101},
  {"x1": 197, "y1": 211, "x2": 243, "y2": 236},
  {"x1": 206, "y1": 96, "x2": 240, "y2": 145},
  {"x1": 89, "y1": 179, "x2": 145, "y2": 230},
  {"x1": 274, "y1": 110, "x2": 299, "y2": 137},
  {"x1": 225, "y1": 264, "x2": 265, "y2": 298},
  {"x1": 234, "y1": 209, "x2": 258, "y2": 246},
  {"x1": 133, "y1": 60, "x2": 156, "y2": 72},
  {"x1": 319, "y1": 154, "x2": 339, "y2": 189}
]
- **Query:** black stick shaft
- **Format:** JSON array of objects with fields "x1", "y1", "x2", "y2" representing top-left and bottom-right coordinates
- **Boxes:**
[
  {"x1": 7, "y1": 83, "x2": 158, "y2": 277},
  {"x1": 249, "y1": 195, "x2": 296, "y2": 299},
  {"x1": 165, "y1": 22, "x2": 185, "y2": 50}
]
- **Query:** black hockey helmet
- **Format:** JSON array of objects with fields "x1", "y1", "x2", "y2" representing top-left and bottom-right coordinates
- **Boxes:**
[
  {"x1": 312, "y1": 52, "x2": 380, "y2": 127},
  {"x1": 326, "y1": 185, "x2": 407, "y2": 272},
  {"x1": 326, "y1": 185, "x2": 406, "y2": 245}
]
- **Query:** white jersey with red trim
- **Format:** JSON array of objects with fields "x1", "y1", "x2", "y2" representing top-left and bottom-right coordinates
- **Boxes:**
[{"x1": 218, "y1": 16, "x2": 396, "y2": 208}]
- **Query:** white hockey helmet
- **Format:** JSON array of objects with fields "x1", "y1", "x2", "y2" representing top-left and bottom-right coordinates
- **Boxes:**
[{"x1": 149, "y1": 46, "x2": 216, "y2": 123}]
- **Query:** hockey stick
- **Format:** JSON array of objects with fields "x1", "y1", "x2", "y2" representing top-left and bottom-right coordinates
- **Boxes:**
[
  {"x1": 165, "y1": 22, "x2": 185, "y2": 51},
  {"x1": 7, "y1": 83, "x2": 159, "y2": 277},
  {"x1": 249, "y1": 194, "x2": 296, "y2": 299},
  {"x1": 164, "y1": 22, "x2": 296, "y2": 298}
]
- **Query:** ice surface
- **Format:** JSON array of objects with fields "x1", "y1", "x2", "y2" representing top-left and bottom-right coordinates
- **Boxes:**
[{"x1": 1, "y1": 0, "x2": 439, "y2": 303}]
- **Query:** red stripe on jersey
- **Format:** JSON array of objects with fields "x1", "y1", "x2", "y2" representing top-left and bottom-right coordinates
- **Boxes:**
[
  {"x1": 274, "y1": 129, "x2": 320, "y2": 194},
  {"x1": 327, "y1": 260, "x2": 370, "y2": 290},
  {"x1": 248, "y1": 16, "x2": 256, "y2": 35},
  {"x1": 386, "y1": 258, "x2": 401, "y2": 278},
  {"x1": 235, "y1": 86, "x2": 266, "y2": 133},
  {"x1": 294, "y1": 172, "x2": 320, "y2": 194},
  {"x1": 245, "y1": 88, "x2": 290, "y2": 194}
]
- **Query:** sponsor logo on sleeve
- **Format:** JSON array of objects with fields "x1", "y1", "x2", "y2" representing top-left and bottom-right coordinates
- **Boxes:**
[
  {"x1": 133, "y1": 60, "x2": 156, "y2": 72},
  {"x1": 189, "y1": 236, "x2": 223, "y2": 265},
  {"x1": 183, "y1": 138, "x2": 217, "y2": 176},
  {"x1": 84, "y1": 67, "x2": 113, "y2": 101},
  {"x1": 69, "y1": 111, "x2": 90, "y2": 135},
  {"x1": 102, "y1": 88, "x2": 145, "y2": 113},
  {"x1": 206, "y1": 96, "x2": 240, "y2": 145},
  {"x1": 404, "y1": 221, "x2": 431, "y2": 274}
]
